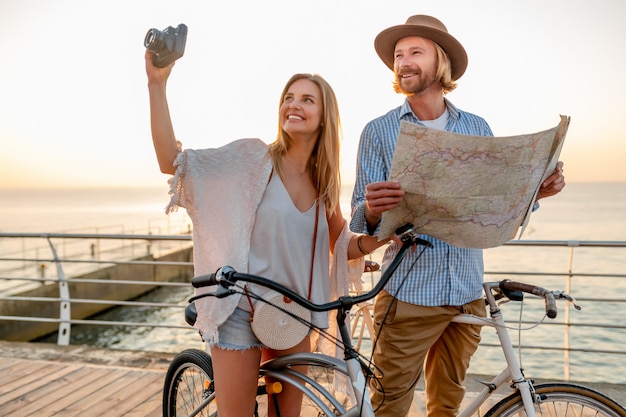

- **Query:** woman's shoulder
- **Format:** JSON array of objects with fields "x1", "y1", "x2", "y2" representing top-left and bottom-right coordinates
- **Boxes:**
[
  {"x1": 226, "y1": 138, "x2": 269, "y2": 152},
  {"x1": 191, "y1": 138, "x2": 268, "y2": 153},
  {"x1": 220, "y1": 139, "x2": 270, "y2": 163},
  {"x1": 185, "y1": 138, "x2": 269, "y2": 161}
]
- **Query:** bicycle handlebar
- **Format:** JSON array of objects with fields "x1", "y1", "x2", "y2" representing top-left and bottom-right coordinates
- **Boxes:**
[
  {"x1": 190, "y1": 223, "x2": 432, "y2": 313},
  {"x1": 189, "y1": 224, "x2": 564, "y2": 320},
  {"x1": 499, "y1": 279, "x2": 558, "y2": 318}
]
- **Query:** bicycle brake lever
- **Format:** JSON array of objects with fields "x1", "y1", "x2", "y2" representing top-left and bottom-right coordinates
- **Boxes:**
[
  {"x1": 188, "y1": 286, "x2": 237, "y2": 303},
  {"x1": 414, "y1": 237, "x2": 434, "y2": 248},
  {"x1": 215, "y1": 286, "x2": 237, "y2": 298},
  {"x1": 553, "y1": 290, "x2": 582, "y2": 310}
]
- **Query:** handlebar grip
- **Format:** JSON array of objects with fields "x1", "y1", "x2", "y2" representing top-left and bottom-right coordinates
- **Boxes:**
[
  {"x1": 500, "y1": 280, "x2": 558, "y2": 319},
  {"x1": 191, "y1": 273, "x2": 218, "y2": 288},
  {"x1": 544, "y1": 292, "x2": 557, "y2": 319}
]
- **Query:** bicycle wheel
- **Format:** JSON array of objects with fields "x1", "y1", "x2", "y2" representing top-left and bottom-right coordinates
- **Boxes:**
[
  {"x1": 163, "y1": 348, "x2": 217, "y2": 417},
  {"x1": 485, "y1": 383, "x2": 626, "y2": 417}
]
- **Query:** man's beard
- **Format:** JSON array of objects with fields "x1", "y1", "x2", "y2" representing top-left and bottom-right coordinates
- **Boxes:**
[{"x1": 396, "y1": 69, "x2": 438, "y2": 96}]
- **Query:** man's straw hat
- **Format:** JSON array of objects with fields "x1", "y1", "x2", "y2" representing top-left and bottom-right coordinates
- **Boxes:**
[{"x1": 374, "y1": 15, "x2": 468, "y2": 80}]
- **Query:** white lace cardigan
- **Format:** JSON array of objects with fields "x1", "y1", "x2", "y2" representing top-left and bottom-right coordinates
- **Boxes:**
[{"x1": 164, "y1": 138, "x2": 364, "y2": 351}]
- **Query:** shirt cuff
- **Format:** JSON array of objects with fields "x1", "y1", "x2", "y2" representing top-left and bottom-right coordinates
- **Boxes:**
[{"x1": 350, "y1": 203, "x2": 378, "y2": 235}]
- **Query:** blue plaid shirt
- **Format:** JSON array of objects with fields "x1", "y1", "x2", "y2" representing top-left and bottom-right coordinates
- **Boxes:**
[{"x1": 350, "y1": 99, "x2": 494, "y2": 306}]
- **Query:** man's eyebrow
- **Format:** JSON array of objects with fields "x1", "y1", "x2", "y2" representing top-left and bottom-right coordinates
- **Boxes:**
[{"x1": 396, "y1": 45, "x2": 427, "y2": 54}]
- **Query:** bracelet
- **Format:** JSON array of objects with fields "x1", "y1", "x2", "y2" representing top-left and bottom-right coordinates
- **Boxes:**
[{"x1": 357, "y1": 235, "x2": 370, "y2": 256}]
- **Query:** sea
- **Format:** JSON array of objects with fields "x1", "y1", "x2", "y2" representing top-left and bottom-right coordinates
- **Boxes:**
[{"x1": 1, "y1": 182, "x2": 625, "y2": 384}]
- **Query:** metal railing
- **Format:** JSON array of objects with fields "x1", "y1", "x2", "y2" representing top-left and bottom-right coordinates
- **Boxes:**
[
  {"x1": 481, "y1": 239, "x2": 626, "y2": 382},
  {"x1": 0, "y1": 232, "x2": 625, "y2": 383},
  {"x1": 0, "y1": 232, "x2": 194, "y2": 345}
]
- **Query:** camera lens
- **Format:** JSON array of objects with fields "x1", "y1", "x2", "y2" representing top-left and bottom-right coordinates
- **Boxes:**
[
  {"x1": 144, "y1": 30, "x2": 156, "y2": 47},
  {"x1": 144, "y1": 28, "x2": 165, "y2": 52}
]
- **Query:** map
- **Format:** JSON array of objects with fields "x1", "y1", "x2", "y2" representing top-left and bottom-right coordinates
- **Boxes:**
[{"x1": 379, "y1": 116, "x2": 570, "y2": 248}]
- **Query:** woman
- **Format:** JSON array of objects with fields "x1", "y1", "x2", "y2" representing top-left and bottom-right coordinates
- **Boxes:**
[{"x1": 145, "y1": 50, "x2": 388, "y2": 417}]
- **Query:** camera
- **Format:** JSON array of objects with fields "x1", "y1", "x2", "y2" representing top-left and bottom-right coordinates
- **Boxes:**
[{"x1": 144, "y1": 23, "x2": 188, "y2": 67}]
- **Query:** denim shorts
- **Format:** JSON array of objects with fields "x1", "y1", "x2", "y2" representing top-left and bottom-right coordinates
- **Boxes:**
[{"x1": 209, "y1": 307, "x2": 263, "y2": 351}]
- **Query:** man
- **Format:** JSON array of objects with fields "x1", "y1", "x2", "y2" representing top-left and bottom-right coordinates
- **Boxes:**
[{"x1": 350, "y1": 15, "x2": 565, "y2": 417}]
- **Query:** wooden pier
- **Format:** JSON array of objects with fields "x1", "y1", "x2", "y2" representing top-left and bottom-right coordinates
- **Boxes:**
[
  {"x1": 1, "y1": 341, "x2": 624, "y2": 416},
  {"x1": 0, "y1": 341, "x2": 173, "y2": 416}
]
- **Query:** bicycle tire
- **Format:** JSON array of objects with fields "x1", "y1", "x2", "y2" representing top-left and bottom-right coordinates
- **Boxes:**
[
  {"x1": 485, "y1": 383, "x2": 626, "y2": 417},
  {"x1": 163, "y1": 348, "x2": 217, "y2": 417}
]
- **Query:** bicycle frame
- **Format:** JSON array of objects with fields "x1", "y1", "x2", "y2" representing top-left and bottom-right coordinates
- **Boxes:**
[
  {"x1": 342, "y1": 271, "x2": 553, "y2": 416},
  {"x1": 453, "y1": 281, "x2": 537, "y2": 417},
  {"x1": 255, "y1": 282, "x2": 540, "y2": 417}
]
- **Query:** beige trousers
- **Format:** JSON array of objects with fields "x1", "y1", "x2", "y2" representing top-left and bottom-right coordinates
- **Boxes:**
[{"x1": 369, "y1": 290, "x2": 486, "y2": 417}]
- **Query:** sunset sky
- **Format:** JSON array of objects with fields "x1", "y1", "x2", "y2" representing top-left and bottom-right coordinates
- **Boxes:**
[{"x1": 1, "y1": 0, "x2": 625, "y2": 189}]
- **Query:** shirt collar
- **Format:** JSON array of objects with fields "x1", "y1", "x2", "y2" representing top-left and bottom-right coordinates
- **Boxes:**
[{"x1": 400, "y1": 97, "x2": 460, "y2": 124}]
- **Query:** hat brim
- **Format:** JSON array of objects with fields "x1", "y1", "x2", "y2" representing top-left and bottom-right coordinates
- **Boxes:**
[{"x1": 375, "y1": 25, "x2": 468, "y2": 81}]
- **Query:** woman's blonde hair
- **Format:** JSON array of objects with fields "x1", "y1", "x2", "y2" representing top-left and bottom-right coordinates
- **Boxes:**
[
  {"x1": 269, "y1": 73, "x2": 342, "y2": 214},
  {"x1": 393, "y1": 42, "x2": 458, "y2": 95}
]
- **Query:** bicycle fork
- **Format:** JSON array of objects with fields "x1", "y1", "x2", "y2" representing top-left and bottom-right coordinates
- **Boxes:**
[
  {"x1": 338, "y1": 309, "x2": 376, "y2": 417},
  {"x1": 345, "y1": 357, "x2": 375, "y2": 417}
]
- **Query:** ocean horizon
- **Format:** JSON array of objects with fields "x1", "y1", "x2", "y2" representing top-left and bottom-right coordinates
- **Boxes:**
[{"x1": 1, "y1": 181, "x2": 625, "y2": 239}]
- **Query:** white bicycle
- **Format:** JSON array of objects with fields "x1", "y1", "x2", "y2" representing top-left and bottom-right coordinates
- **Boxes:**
[{"x1": 163, "y1": 223, "x2": 626, "y2": 417}]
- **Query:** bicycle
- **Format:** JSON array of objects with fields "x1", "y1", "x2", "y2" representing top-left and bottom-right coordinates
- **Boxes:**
[{"x1": 163, "y1": 223, "x2": 626, "y2": 417}]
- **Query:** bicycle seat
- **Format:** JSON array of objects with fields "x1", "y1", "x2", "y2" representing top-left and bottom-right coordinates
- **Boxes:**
[{"x1": 185, "y1": 302, "x2": 197, "y2": 326}]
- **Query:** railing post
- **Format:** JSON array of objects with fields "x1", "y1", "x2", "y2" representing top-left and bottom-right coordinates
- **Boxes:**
[
  {"x1": 46, "y1": 236, "x2": 72, "y2": 346},
  {"x1": 564, "y1": 241, "x2": 579, "y2": 381}
]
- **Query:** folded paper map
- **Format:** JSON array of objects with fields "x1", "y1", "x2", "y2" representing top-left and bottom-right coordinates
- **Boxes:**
[{"x1": 379, "y1": 115, "x2": 570, "y2": 248}]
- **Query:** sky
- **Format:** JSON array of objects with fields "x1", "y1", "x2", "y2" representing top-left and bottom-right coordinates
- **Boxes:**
[{"x1": 1, "y1": 0, "x2": 625, "y2": 189}]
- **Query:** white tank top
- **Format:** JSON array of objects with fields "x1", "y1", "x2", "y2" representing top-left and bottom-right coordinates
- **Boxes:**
[{"x1": 242, "y1": 173, "x2": 330, "y2": 328}]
